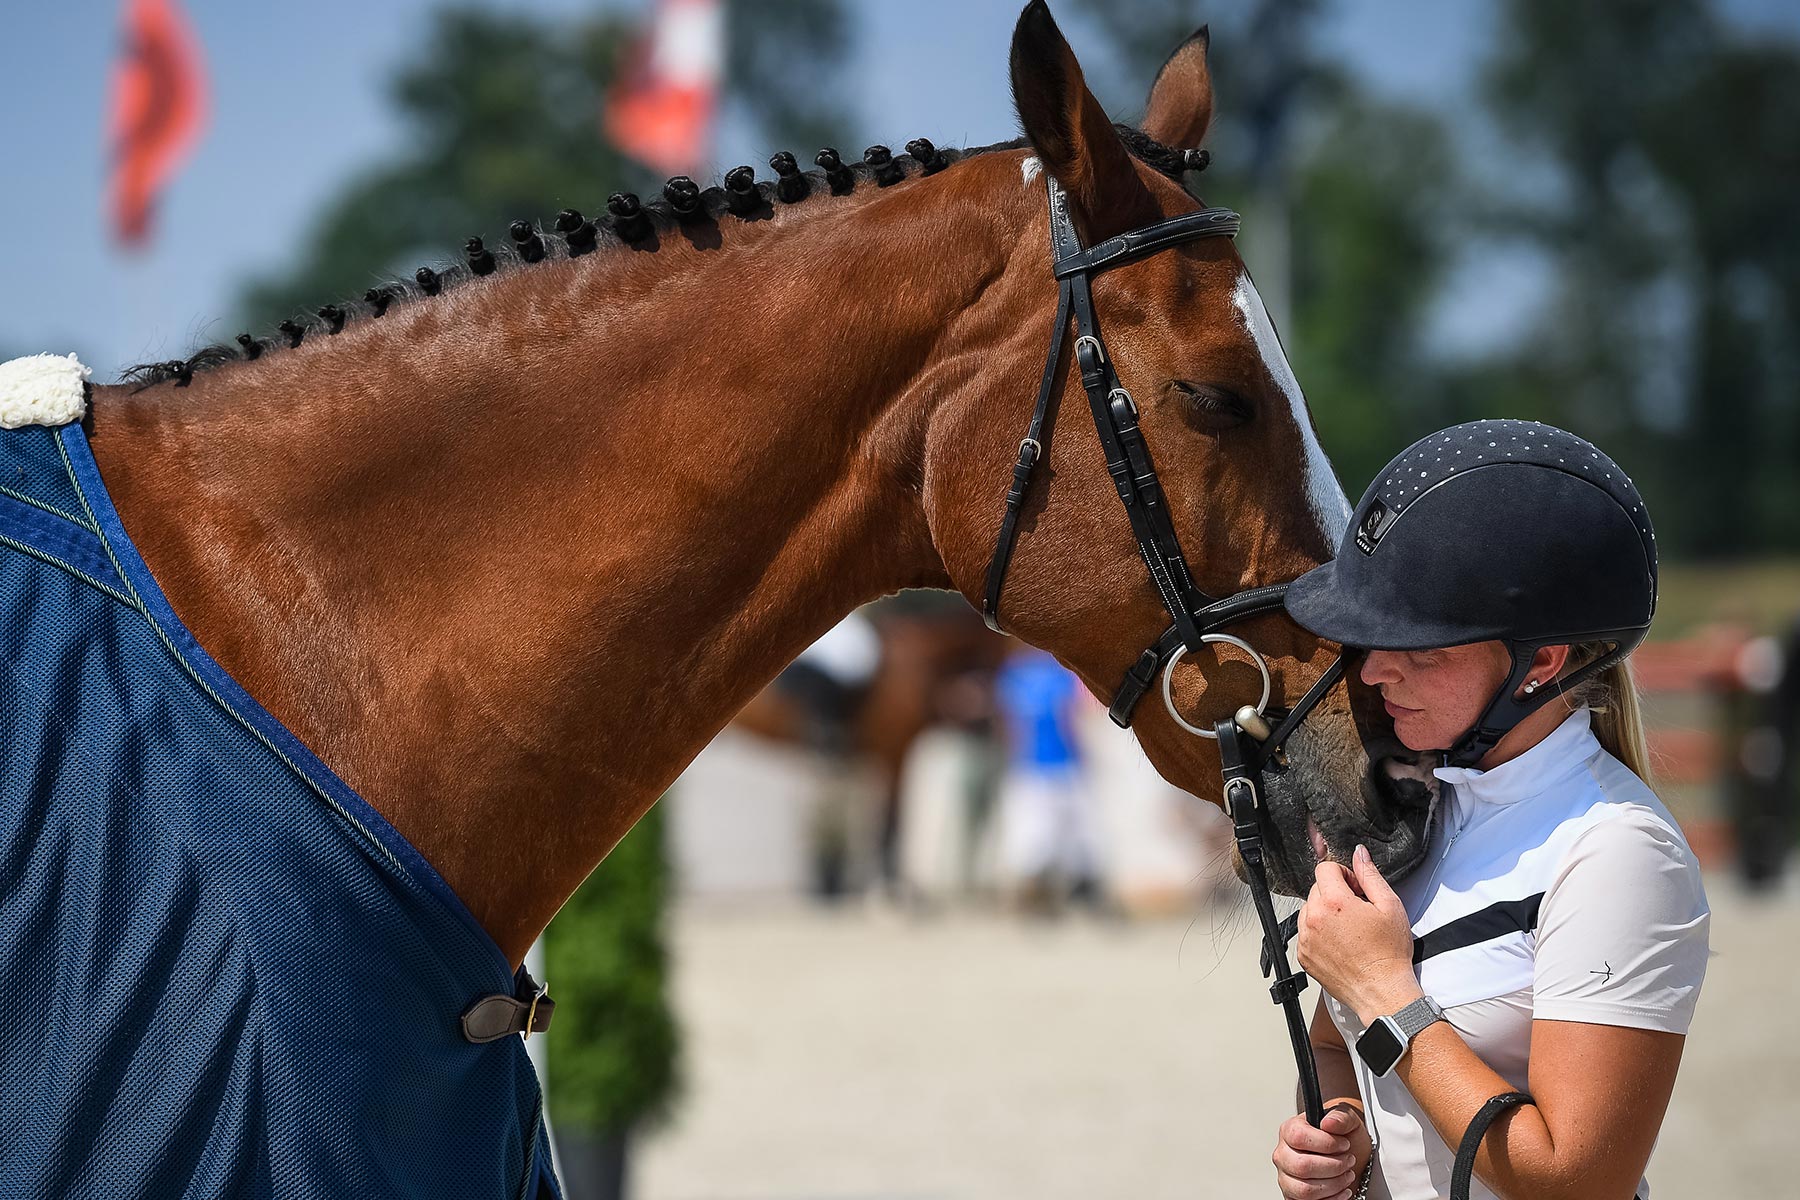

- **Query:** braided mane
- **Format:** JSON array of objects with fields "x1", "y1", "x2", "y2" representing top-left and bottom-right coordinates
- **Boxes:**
[{"x1": 121, "y1": 127, "x2": 1201, "y2": 389}]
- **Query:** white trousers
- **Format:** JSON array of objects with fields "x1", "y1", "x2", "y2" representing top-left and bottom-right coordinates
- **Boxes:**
[{"x1": 997, "y1": 768, "x2": 1098, "y2": 883}]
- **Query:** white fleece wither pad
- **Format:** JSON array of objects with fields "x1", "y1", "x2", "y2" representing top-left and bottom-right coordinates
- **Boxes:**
[{"x1": 0, "y1": 353, "x2": 92, "y2": 429}]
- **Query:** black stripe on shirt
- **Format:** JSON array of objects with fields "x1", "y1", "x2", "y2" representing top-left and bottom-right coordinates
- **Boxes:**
[{"x1": 1412, "y1": 893, "x2": 1545, "y2": 964}]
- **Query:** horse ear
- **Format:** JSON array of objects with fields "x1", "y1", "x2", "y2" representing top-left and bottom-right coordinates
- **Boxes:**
[
  {"x1": 1142, "y1": 24, "x2": 1215, "y2": 149},
  {"x1": 1010, "y1": 0, "x2": 1154, "y2": 238}
]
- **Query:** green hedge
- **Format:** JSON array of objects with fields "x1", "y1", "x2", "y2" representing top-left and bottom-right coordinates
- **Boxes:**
[{"x1": 543, "y1": 804, "x2": 680, "y2": 1133}]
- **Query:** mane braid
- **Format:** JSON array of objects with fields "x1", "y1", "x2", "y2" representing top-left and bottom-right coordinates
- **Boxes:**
[
  {"x1": 1111, "y1": 125, "x2": 1192, "y2": 181},
  {"x1": 118, "y1": 130, "x2": 1193, "y2": 389}
]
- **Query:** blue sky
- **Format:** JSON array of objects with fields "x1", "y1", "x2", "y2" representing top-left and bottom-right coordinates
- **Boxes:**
[{"x1": 2, "y1": 0, "x2": 1795, "y2": 378}]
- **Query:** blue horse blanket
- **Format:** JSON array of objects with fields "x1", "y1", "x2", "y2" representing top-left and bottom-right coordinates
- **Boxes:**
[{"x1": 0, "y1": 422, "x2": 560, "y2": 1199}]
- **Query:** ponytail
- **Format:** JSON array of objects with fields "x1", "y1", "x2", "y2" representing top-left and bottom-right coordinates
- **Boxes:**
[{"x1": 1562, "y1": 641, "x2": 1652, "y2": 784}]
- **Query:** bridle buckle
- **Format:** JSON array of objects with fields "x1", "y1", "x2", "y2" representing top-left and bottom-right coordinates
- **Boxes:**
[{"x1": 1223, "y1": 775, "x2": 1258, "y2": 820}]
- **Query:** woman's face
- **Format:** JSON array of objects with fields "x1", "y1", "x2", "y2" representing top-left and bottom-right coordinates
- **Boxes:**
[{"x1": 1359, "y1": 641, "x2": 1515, "y2": 753}]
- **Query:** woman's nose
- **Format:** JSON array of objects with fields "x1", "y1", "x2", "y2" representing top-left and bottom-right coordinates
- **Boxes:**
[{"x1": 1360, "y1": 650, "x2": 1401, "y2": 686}]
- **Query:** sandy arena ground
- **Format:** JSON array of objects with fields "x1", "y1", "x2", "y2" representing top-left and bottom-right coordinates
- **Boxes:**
[{"x1": 627, "y1": 877, "x2": 1792, "y2": 1199}]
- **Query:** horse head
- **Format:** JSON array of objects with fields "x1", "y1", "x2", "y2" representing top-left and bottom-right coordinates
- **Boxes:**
[{"x1": 926, "y1": 3, "x2": 1436, "y2": 896}]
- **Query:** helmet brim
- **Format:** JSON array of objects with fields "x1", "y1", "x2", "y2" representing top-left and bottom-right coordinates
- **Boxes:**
[{"x1": 1283, "y1": 559, "x2": 1509, "y2": 652}]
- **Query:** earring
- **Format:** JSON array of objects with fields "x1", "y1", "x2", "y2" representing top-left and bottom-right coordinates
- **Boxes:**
[{"x1": 1523, "y1": 679, "x2": 1540, "y2": 695}]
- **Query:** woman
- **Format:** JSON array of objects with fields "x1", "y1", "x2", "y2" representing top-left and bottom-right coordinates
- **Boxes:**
[{"x1": 1269, "y1": 420, "x2": 1709, "y2": 1200}]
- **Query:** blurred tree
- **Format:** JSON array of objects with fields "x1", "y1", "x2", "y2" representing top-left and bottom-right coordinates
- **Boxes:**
[
  {"x1": 1075, "y1": 0, "x2": 1800, "y2": 556},
  {"x1": 725, "y1": 0, "x2": 853, "y2": 155},
  {"x1": 1650, "y1": 45, "x2": 1800, "y2": 554},
  {"x1": 544, "y1": 806, "x2": 679, "y2": 1200},
  {"x1": 239, "y1": 2, "x2": 853, "y2": 326},
  {"x1": 1284, "y1": 84, "x2": 1458, "y2": 489},
  {"x1": 1481, "y1": 0, "x2": 1800, "y2": 556}
]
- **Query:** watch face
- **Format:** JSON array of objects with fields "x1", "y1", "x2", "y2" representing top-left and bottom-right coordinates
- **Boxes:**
[{"x1": 1356, "y1": 1018, "x2": 1406, "y2": 1076}]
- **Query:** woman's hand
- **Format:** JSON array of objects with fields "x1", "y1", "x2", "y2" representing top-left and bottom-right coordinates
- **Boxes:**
[
  {"x1": 1272, "y1": 1105, "x2": 1367, "y2": 1200},
  {"x1": 1296, "y1": 844, "x2": 1422, "y2": 1024}
]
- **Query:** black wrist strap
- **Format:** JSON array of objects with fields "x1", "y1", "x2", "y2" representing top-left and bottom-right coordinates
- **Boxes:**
[
  {"x1": 1451, "y1": 1089, "x2": 1643, "y2": 1200},
  {"x1": 1450, "y1": 1091, "x2": 1530, "y2": 1200}
]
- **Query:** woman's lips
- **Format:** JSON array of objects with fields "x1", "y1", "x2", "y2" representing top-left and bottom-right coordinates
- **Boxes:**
[{"x1": 1383, "y1": 696, "x2": 1419, "y2": 719}]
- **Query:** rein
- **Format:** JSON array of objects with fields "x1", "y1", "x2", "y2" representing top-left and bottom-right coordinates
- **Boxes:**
[{"x1": 982, "y1": 174, "x2": 1344, "y2": 1130}]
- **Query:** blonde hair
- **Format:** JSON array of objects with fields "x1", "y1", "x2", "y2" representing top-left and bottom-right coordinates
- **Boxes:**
[{"x1": 1558, "y1": 640, "x2": 1652, "y2": 783}]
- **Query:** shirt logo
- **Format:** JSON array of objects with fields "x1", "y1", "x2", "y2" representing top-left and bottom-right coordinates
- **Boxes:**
[{"x1": 1588, "y1": 961, "x2": 1614, "y2": 984}]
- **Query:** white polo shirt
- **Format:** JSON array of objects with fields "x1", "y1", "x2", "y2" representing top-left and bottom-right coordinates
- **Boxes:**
[{"x1": 1322, "y1": 707, "x2": 1710, "y2": 1200}]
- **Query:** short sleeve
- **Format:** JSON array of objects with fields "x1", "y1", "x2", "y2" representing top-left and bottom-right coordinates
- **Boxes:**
[{"x1": 1532, "y1": 808, "x2": 1711, "y2": 1033}]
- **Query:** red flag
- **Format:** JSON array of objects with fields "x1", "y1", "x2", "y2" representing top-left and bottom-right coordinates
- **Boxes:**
[
  {"x1": 109, "y1": 0, "x2": 207, "y2": 249},
  {"x1": 604, "y1": 0, "x2": 723, "y2": 176}
]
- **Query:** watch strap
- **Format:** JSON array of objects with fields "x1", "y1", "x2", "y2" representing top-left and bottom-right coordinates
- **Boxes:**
[{"x1": 1394, "y1": 995, "x2": 1446, "y2": 1041}]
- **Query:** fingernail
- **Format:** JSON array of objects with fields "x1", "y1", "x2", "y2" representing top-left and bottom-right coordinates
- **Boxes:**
[{"x1": 1355, "y1": 843, "x2": 1370, "y2": 863}]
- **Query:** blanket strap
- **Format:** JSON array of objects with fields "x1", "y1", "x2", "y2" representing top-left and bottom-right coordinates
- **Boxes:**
[{"x1": 461, "y1": 968, "x2": 555, "y2": 1043}]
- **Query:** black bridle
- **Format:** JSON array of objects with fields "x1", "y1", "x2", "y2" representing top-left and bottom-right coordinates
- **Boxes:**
[{"x1": 982, "y1": 174, "x2": 1343, "y2": 1129}]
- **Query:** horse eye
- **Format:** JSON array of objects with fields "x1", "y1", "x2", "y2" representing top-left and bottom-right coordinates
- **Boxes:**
[{"x1": 1170, "y1": 381, "x2": 1252, "y2": 427}]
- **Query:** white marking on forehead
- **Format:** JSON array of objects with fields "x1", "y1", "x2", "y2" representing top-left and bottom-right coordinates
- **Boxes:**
[
  {"x1": 1231, "y1": 274, "x2": 1352, "y2": 543},
  {"x1": 1021, "y1": 155, "x2": 1041, "y2": 187}
]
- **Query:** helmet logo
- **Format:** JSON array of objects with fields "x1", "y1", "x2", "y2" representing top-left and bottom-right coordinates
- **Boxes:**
[{"x1": 1355, "y1": 498, "x2": 1394, "y2": 555}]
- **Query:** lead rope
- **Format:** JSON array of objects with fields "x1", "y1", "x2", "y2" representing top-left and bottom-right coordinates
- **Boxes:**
[
  {"x1": 1215, "y1": 716, "x2": 1325, "y2": 1128},
  {"x1": 1207, "y1": 660, "x2": 1349, "y2": 1135}
]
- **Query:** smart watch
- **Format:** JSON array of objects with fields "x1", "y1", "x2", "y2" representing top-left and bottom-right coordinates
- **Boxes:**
[{"x1": 1355, "y1": 996, "x2": 1447, "y2": 1077}]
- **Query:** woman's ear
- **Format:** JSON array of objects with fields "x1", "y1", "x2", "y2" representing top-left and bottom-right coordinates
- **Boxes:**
[
  {"x1": 1010, "y1": 0, "x2": 1157, "y2": 240},
  {"x1": 1519, "y1": 644, "x2": 1574, "y2": 696}
]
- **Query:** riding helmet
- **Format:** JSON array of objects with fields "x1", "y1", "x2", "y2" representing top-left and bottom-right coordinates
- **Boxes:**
[{"x1": 1283, "y1": 419, "x2": 1657, "y2": 767}]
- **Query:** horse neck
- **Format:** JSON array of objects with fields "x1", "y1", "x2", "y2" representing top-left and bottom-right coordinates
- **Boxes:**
[{"x1": 89, "y1": 156, "x2": 1034, "y2": 961}]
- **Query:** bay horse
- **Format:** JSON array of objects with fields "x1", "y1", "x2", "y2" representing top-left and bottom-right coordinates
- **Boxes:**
[{"x1": 1, "y1": 4, "x2": 1434, "y2": 1196}]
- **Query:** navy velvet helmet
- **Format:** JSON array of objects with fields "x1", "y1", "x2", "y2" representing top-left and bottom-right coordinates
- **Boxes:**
[{"x1": 1284, "y1": 419, "x2": 1657, "y2": 768}]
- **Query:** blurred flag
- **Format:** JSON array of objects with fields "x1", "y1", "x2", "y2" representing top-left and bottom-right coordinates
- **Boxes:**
[
  {"x1": 604, "y1": 0, "x2": 723, "y2": 176},
  {"x1": 109, "y1": 0, "x2": 207, "y2": 249}
]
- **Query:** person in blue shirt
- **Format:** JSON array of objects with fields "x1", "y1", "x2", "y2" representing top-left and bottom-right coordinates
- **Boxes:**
[{"x1": 992, "y1": 646, "x2": 1101, "y2": 910}]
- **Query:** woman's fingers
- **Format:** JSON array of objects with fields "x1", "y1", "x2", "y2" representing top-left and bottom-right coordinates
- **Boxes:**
[
  {"x1": 1312, "y1": 860, "x2": 1355, "y2": 900},
  {"x1": 1273, "y1": 1141, "x2": 1354, "y2": 1179},
  {"x1": 1273, "y1": 1113, "x2": 1359, "y2": 1200},
  {"x1": 1275, "y1": 1168, "x2": 1358, "y2": 1200},
  {"x1": 1278, "y1": 1114, "x2": 1352, "y2": 1156}
]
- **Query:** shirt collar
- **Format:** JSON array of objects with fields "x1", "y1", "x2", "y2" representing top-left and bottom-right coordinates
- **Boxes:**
[{"x1": 1431, "y1": 706, "x2": 1600, "y2": 805}]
